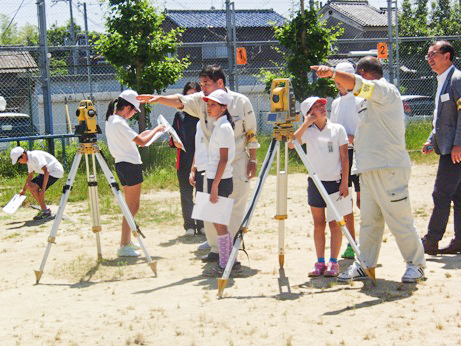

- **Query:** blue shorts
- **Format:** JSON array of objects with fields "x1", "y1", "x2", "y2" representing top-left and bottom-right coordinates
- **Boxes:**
[
  {"x1": 115, "y1": 162, "x2": 143, "y2": 186},
  {"x1": 207, "y1": 178, "x2": 233, "y2": 197},
  {"x1": 307, "y1": 178, "x2": 340, "y2": 208},
  {"x1": 348, "y1": 148, "x2": 360, "y2": 192},
  {"x1": 31, "y1": 174, "x2": 59, "y2": 190}
]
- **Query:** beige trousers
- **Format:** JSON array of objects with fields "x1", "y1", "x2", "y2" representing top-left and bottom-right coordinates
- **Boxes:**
[{"x1": 358, "y1": 168, "x2": 426, "y2": 268}]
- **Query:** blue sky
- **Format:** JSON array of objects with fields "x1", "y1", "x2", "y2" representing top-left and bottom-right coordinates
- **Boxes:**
[{"x1": 2, "y1": 0, "x2": 394, "y2": 34}]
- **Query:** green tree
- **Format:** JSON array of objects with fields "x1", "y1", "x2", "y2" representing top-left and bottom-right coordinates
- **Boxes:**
[
  {"x1": 95, "y1": 0, "x2": 190, "y2": 132},
  {"x1": 0, "y1": 14, "x2": 19, "y2": 45},
  {"x1": 17, "y1": 23, "x2": 39, "y2": 45},
  {"x1": 260, "y1": 9, "x2": 342, "y2": 102}
]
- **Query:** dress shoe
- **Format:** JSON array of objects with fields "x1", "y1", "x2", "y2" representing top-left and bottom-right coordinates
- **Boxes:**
[
  {"x1": 421, "y1": 235, "x2": 438, "y2": 255},
  {"x1": 201, "y1": 252, "x2": 219, "y2": 262},
  {"x1": 438, "y1": 238, "x2": 461, "y2": 254}
]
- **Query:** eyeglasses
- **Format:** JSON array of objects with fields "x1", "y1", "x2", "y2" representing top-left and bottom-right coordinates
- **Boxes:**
[{"x1": 425, "y1": 50, "x2": 445, "y2": 60}]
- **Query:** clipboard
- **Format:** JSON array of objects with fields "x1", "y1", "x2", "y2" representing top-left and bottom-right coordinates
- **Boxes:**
[
  {"x1": 191, "y1": 191, "x2": 234, "y2": 226},
  {"x1": 326, "y1": 189, "x2": 353, "y2": 222},
  {"x1": 145, "y1": 114, "x2": 186, "y2": 151},
  {"x1": 3, "y1": 194, "x2": 26, "y2": 214}
]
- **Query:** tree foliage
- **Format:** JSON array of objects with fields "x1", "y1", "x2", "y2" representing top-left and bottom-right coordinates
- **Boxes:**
[
  {"x1": 260, "y1": 9, "x2": 342, "y2": 102},
  {"x1": 95, "y1": 0, "x2": 190, "y2": 131}
]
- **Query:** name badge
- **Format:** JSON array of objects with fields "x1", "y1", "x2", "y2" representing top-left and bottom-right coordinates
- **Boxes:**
[
  {"x1": 328, "y1": 141, "x2": 333, "y2": 152},
  {"x1": 441, "y1": 93, "x2": 450, "y2": 102}
]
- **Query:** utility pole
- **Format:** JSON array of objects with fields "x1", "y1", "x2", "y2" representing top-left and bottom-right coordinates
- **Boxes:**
[
  {"x1": 83, "y1": 2, "x2": 93, "y2": 100},
  {"x1": 52, "y1": 0, "x2": 78, "y2": 74},
  {"x1": 225, "y1": 0, "x2": 237, "y2": 91},
  {"x1": 37, "y1": 0, "x2": 55, "y2": 154},
  {"x1": 387, "y1": 0, "x2": 394, "y2": 84},
  {"x1": 394, "y1": 0, "x2": 400, "y2": 89}
]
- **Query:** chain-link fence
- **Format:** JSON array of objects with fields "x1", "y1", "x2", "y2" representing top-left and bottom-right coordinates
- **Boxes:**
[{"x1": 1, "y1": 35, "x2": 460, "y2": 146}]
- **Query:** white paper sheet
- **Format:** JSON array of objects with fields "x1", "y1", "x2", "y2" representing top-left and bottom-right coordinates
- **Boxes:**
[
  {"x1": 326, "y1": 189, "x2": 353, "y2": 222},
  {"x1": 3, "y1": 194, "x2": 26, "y2": 214},
  {"x1": 192, "y1": 191, "x2": 234, "y2": 226}
]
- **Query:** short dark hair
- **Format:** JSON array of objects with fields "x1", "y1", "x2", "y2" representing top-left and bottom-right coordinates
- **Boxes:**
[
  {"x1": 356, "y1": 56, "x2": 383, "y2": 79},
  {"x1": 182, "y1": 81, "x2": 201, "y2": 95},
  {"x1": 199, "y1": 64, "x2": 226, "y2": 86},
  {"x1": 431, "y1": 40, "x2": 455, "y2": 61}
]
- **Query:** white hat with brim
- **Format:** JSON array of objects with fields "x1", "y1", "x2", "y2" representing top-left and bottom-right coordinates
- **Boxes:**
[
  {"x1": 203, "y1": 89, "x2": 232, "y2": 107},
  {"x1": 10, "y1": 146, "x2": 25, "y2": 165},
  {"x1": 300, "y1": 97, "x2": 327, "y2": 116},
  {"x1": 336, "y1": 62, "x2": 355, "y2": 74},
  {"x1": 119, "y1": 90, "x2": 141, "y2": 112}
]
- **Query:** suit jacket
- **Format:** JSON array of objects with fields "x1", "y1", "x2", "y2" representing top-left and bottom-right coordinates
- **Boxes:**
[{"x1": 428, "y1": 66, "x2": 461, "y2": 155}]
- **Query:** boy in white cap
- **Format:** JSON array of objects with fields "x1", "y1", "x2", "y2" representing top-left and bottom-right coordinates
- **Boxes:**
[
  {"x1": 330, "y1": 61, "x2": 362, "y2": 260},
  {"x1": 10, "y1": 146, "x2": 64, "y2": 220},
  {"x1": 290, "y1": 97, "x2": 349, "y2": 277}
]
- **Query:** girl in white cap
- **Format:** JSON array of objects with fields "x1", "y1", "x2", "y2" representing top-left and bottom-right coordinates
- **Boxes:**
[
  {"x1": 201, "y1": 89, "x2": 236, "y2": 276},
  {"x1": 291, "y1": 96, "x2": 349, "y2": 277},
  {"x1": 105, "y1": 90, "x2": 165, "y2": 257}
]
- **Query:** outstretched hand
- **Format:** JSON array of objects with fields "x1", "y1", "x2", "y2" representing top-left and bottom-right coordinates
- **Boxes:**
[
  {"x1": 310, "y1": 65, "x2": 334, "y2": 79},
  {"x1": 137, "y1": 94, "x2": 159, "y2": 104}
]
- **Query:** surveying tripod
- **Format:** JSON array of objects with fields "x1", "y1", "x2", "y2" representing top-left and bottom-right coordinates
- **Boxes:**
[
  {"x1": 34, "y1": 100, "x2": 156, "y2": 284},
  {"x1": 217, "y1": 79, "x2": 375, "y2": 297}
]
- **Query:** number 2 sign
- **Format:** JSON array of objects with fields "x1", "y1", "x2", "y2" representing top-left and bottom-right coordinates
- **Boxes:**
[{"x1": 377, "y1": 42, "x2": 388, "y2": 59}]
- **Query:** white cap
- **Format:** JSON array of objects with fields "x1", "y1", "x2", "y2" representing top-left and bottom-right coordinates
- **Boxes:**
[
  {"x1": 300, "y1": 97, "x2": 327, "y2": 116},
  {"x1": 335, "y1": 62, "x2": 355, "y2": 74},
  {"x1": 203, "y1": 89, "x2": 232, "y2": 107},
  {"x1": 119, "y1": 90, "x2": 141, "y2": 112},
  {"x1": 10, "y1": 146, "x2": 25, "y2": 165}
]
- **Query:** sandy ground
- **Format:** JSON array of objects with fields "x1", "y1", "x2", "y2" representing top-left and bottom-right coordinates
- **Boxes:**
[{"x1": 0, "y1": 163, "x2": 460, "y2": 346}]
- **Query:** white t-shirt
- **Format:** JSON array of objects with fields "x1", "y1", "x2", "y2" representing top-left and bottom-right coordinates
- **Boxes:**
[
  {"x1": 194, "y1": 120, "x2": 208, "y2": 172},
  {"x1": 300, "y1": 121, "x2": 348, "y2": 181},
  {"x1": 27, "y1": 150, "x2": 64, "y2": 178},
  {"x1": 330, "y1": 92, "x2": 362, "y2": 148},
  {"x1": 206, "y1": 116, "x2": 235, "y2": 179},
  {"x1": 105, "y1": 114, "x2": 142, "y2": 164}
]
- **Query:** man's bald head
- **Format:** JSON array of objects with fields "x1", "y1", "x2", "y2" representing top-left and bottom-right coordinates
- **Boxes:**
[{"x1": 356, "y1": 56, "x2": 383, "y2": 80}]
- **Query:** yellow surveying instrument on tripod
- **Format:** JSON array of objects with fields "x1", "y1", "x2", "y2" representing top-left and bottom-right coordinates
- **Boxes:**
[
  {"x1": 217, "y1": 78, "x2": 375, "y2": 298},
  {"x1": 34, "y1": 100, "x2": 157, "y2": 284}
]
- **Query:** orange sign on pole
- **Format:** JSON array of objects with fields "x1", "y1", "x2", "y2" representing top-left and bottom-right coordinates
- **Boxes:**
[
  {"x1": 236, "y1": 47, "x2": 247, "y2": 65},
  {"x1": 377, "y1": 42, "x2": 388, "y2": 59}
]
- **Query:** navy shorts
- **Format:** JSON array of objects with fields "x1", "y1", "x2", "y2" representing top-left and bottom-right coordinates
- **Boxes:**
[
  {"x1": 207, "y1": 178, "x2": 233, "y2": 197},
  {"x1": 115, "y1": 162, "x2": 143, "y2": 186},
  {"x1": 307, "y1": 178, "x2": 340, "y2": 208},
  {"x1": 348, "y1": 148, "x2": 360, "y2": 192},
  {"x1": 32, "y1": 174, "x2": 59, "y2": 190}
]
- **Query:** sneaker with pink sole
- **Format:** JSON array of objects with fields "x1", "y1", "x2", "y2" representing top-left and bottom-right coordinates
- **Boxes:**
[
  {"x1": 324, "y1": 262, "x2": 340, "y2": 277},
  {"x1": 308, "y1": 262, "x2": 327, "y2": 277}
]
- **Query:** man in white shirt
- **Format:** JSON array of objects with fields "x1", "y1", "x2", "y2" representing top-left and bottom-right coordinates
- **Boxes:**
[
  {"x1": 421, "y1": 40, "x2": 461, "y2": 255},
  {"x1": 138, "y1": 65, "x2": 260, "y2": 262},
  {"x1": 10, "y1": 147, "x2": 64, "y2": 221},
  {"x1": 311, "y1": 57, "x2": 426, "y2": 283}
]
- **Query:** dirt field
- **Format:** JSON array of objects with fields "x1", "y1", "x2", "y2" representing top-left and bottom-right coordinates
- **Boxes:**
[{"x1": 0, "y1": 163, "x2": 460, "y2": 346}]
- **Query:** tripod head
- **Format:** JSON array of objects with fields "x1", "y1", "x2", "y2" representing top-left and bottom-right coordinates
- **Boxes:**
[
  {"x1": 74, "y1": 100, "x2": 102, "y2": 143},
  {"x1": 267, "y1": 78, "x2": 299, "y2": 141}
]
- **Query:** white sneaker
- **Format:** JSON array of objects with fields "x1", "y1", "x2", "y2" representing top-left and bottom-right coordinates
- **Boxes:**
[
  {"x1": 185, "y1": 228, "x2": 195, "y2": 236},
  {"x1": 401, "y1": 264, "x2": 425, "y2": 283},
  {"x1": 117, "y1": 244, "x2": 141, "y2": 257},
  {"x1": 337, "y1": 261, "x2": 368, "y2": 282},
  {"x1": 198, "y1": 241, "x2": 210, "y2": 250},
  {"x1": 129, "y1": 241, "x2": 141, "y2": 250},
  {"x1": 198, "y1": 227, "x2": 205, "y2": 235}
]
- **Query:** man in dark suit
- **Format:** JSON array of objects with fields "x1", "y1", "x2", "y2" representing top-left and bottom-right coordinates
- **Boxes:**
[{"x1": 422, "y1": 40, "x2": 461, "y2": 255}]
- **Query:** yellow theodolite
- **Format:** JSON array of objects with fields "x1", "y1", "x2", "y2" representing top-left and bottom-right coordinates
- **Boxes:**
[{"x1": 74, "y1": 100, "x2": 101, "y2": 143}]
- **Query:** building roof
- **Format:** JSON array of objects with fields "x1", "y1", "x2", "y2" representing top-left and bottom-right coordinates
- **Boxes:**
[
  {"x1": 165, "y1": 9, "x2": 285, "y2": 28},
  {"x1": 0, "y1": 51, "x2": 38, "y2": 73},
  {"x1": 324, "y1": 2, "x2": 395, "y2": 27}
]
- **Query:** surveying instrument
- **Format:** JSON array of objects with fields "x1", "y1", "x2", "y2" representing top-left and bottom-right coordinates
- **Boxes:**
[
  {"x1": 217, "y1": 78, "x2": 375, "y2": 297},
  {"x1": 34, "y1": 100, "x2": 157, "y2": 284}
]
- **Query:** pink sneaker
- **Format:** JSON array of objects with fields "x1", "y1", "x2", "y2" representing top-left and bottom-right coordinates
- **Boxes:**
[
  {"x1": 308, "y1": 262, "x2": 327, "y2": 277},
  {"x1": 324, "y1": 262, "x2": 340, "y2": 277}
]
